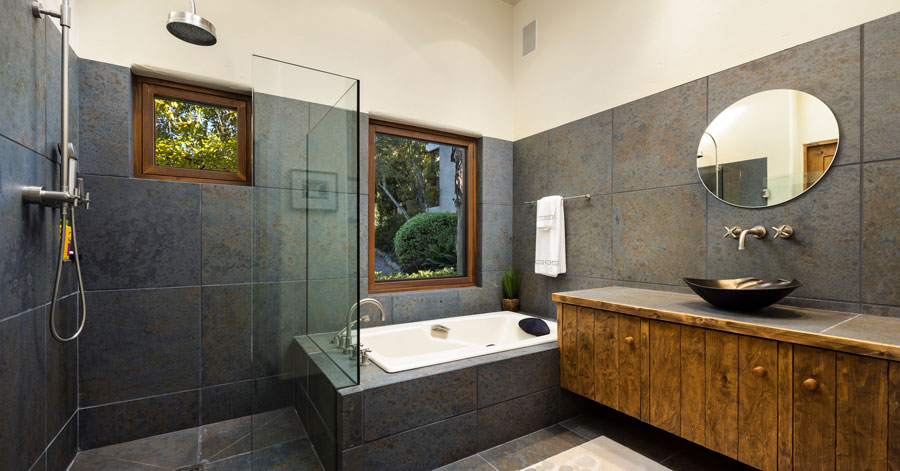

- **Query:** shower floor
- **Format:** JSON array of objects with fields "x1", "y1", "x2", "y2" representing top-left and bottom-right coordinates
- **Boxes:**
[{"x1": 70, "y1": 407, "x2": 323, "y2": 470}]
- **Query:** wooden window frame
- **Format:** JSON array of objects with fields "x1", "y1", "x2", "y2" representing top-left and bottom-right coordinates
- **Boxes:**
[
  {"x1": 368, "y1": 120, "x2": 477, "y2": 294},
  {"x1": 133, "y1": 75, "x2": 252, "y2": 185}
]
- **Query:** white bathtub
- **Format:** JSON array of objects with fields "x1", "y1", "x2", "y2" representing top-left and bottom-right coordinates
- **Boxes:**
[{"x1": 359, "y1": 312, "x2": 558, "y2": 373}]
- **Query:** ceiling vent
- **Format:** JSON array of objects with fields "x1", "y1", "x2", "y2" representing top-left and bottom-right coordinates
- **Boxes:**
[{"x1": 522, "y1": 19, "x2": 537, "y2": 58}]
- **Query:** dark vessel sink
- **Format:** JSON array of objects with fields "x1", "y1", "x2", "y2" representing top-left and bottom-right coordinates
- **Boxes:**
[{"x1": 683, "y1": 277, "x2": 802, "y2": 311}]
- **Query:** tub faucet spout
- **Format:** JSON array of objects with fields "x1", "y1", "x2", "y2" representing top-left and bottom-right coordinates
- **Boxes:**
[
  {"x1": 738, "y1": 226, "x2": 767, "y2": 250},
  {"x1": 338, "y1": 298, "x2": 386, "y2": 352}
]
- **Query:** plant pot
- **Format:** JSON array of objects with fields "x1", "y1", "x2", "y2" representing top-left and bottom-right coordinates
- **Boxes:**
[{"x1": 501, "y1": 298, "x2": 520, "y2": 312}]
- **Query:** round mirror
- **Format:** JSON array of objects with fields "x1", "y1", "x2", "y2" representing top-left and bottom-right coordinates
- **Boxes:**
[{"x1": 697, "y1": 89, "x2": 839, "y2": 207}]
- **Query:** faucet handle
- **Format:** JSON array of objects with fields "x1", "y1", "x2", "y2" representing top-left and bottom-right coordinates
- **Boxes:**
[
  {"x1": 723, "y1": 226, "x2": 742, "y2": 239},
  {"x1": 772, "y1": 225, "x2": 794, "y2": 239}
]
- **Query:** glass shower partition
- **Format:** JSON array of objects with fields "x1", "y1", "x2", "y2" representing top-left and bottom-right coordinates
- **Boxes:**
[{"x1": 251, "y1": 55, "x2": 359, "y2": 470}]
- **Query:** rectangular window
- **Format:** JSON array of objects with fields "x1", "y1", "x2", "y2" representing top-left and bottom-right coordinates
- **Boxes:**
[
  {"x1": 133, "y1": 75, "x2": 251, "y2": 185},
  {"x1": 368, "y1": 120, "x2": 477, "y2": 293}
]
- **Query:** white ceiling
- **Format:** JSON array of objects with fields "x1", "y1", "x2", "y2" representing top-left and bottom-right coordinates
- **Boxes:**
[{"x1": 501, "y1": 0, "x2": 521, "y2": 5}]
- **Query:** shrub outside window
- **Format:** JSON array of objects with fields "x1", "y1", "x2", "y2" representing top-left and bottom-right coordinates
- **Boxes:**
[
  {"x1": 368, "y1": 120, "x2": 477, "y2": 293},
  {"x1": 133, "y1": 75, "x2": 251, "y2": 185}
]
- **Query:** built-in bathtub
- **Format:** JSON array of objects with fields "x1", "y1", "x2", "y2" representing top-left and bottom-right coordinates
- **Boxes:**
[{"x1": 360, "y1": 312, "x2": 558, "y2": 372}]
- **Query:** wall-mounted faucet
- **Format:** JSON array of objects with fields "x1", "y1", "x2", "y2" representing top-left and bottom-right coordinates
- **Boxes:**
[
  {"x1": 334, "y1": 298, "x2": 387, "y2": 353},
  {"x1": 738, "y1": 226, "x2": 767, "y2": 250},
  {"x1": 772, "y1": 225, "x2": 794, "y2": 239}
]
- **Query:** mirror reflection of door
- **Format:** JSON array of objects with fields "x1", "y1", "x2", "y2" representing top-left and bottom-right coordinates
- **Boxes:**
[{"x1": 803, "y1": 139, "x2": 836, "y2": 189}]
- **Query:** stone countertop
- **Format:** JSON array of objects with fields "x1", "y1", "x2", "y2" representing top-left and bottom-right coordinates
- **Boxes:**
[{"x1": 552, "y1": 287, "x2": 900, "y2": 361}]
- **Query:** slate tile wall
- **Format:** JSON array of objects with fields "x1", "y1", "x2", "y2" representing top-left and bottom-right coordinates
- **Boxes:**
[
  {"x1": 512, "y1": 12, "x2": 900, "y2": 319},
  {"x1": 74, "y1": 62, "x2": 309, "y2": 450},
  {"x1": 0, "y1": 5, "x2": 80, "y2": 470}
]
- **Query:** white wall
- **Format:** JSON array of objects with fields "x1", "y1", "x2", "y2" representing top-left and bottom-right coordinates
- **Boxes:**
[
  {"x1": 512, "y1": 0, "x2": 900, "y2": 139},
  {"x1": 73, "y1": 0, "x2": 515, "y2": 140}
]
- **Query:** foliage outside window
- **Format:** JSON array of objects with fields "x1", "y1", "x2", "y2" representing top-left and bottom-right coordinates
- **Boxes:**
[
  {"x1": 134, "y1": 75, "x2": 251, "y2": 185},
  {"x1": 368, "y1": 121, "x2": 477, "y2": 293}
]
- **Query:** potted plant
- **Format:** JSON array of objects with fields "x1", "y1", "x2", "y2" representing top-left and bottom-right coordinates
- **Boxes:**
[{"x1": 501, "y1": 267, "x2": 521, "y2": 311}]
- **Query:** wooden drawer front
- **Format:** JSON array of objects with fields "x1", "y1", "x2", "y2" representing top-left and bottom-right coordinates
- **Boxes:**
[
  {"x1": 793, "y1": 345, "x2": 836, "y2": 471},
  {"x1": 706, "y1": 329, "x2": 740, "y2": 459},
  {"x1": 836, "y1": 353, "x2": 888, "y2": 471},
  {"x1": 648, "y1": 320, "x2": 681, "y2": 434},
  {"x1": 618, "y1": 314, "x2": 645, "y2": 419},
  {"x1": 738, "y1": 336, "x2": 778, "y2": 471},
  {"x1": 593, "y1": 309, "x2": 619, "y2": 408}
]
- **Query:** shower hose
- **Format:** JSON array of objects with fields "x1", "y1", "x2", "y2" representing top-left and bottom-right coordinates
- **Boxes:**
[{"x1": 49, "y1": 203, "x2": 87, "y2": 342}]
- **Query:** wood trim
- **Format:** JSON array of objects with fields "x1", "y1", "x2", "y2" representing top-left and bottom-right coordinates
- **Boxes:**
[
  {"x1": 366, "y1": 119, "x2": 477, "y2": 294},
  {"x1": 551, "y1": 291, "x2": 900, "y2": 362},
  {"x1": 133, "y1": 75, "x2": 252, "y2": 185}
]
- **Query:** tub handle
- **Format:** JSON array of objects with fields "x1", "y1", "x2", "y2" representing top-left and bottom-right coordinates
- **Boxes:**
[{"x1": 431, "y1": 324, "x2": 451, "y2": 334}]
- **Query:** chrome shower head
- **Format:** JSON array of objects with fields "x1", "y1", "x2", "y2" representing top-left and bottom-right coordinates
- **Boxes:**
[{"x1": 167, "y1": 0, "x2": 217, "y2": 46}]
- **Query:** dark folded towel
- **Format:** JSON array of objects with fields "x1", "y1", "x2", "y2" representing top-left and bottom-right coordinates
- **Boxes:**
[{"x1": 518, "y1": 317, "x2": 550, "y2": 336}]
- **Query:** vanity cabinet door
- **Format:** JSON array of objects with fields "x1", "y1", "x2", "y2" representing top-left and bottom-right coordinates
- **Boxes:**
[
  {"x1": 889, "y1": 362, "x2": 900, "y2": 471},
  {"x1": 559, "y1": 304, "x2": 578, "y2": 392},
  {"x1": 618, "y1": 314, "x2": 645, "y2": 419},
  {"x1": 576, "y1": 306, "x2": 595, "y2": 397},
  {"x1": 593, "y1": 310, "x2": 619, "y2": 408},
  {"x1": 793, "y1": 345, "x2": 836, "y2": 471},
  {"x1": 738, "y1": 336, "x2": 778, "y2": 471},
  {"x1": 680, "y1": 326, "x2": 706, "y2": 446},
  {"x1": 705, "y1": 329, "x2": 740, "y2": 459},
  {"x1": 648, "y1": 320, "x2": 681, "y2": 434},
  {"x1": 835, "y1": 353, "x2": 888, "y2": 471}
]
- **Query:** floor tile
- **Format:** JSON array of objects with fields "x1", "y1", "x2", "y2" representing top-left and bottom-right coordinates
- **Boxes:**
[
  {"x1": 558, "y1": 409, "x2": 685, "y2": 462},
  {"x1": 479, "y1": 425, "x2": 587, "y2": 471},
  {"x1": 70, "y1": 451, "x2": 169, "y2": 471},
  {"x1": 80, "y1": 426, "x2": 199, "y2": 469},
  {"x1": 200, "y1": 416, "x2": 251, "y2": 462},
  {"x1": 434, "y1": 454, "x2": 498, "y2": 471},
  {"x1": 521, "y1": 436, "x2": 670, "y2": 470}
]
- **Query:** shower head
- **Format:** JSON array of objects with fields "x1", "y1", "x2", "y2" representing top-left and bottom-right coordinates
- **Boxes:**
[{"x1": 167, "y1": 0, "x2": 217, "y2": 46}]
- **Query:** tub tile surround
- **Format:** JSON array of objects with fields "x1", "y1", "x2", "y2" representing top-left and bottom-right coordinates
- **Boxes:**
[
  {"x1": 293, "y1": 339, "x2": 588, "y2": 471},
  {"x1": 0, "y1": 7, "x2": 80, "y2": 470},
  {"x1": 512, "y1": 11, "x2": 900, "y2": 318}
]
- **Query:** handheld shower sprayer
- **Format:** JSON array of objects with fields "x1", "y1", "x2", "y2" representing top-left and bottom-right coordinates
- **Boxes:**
[{"x1": 25, "y1": 0, "x2": 90, "y2": 343}]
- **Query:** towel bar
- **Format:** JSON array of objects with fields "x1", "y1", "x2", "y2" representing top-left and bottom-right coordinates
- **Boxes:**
[{"x1": 523, "y1": 194, "x2": 591, "y2": 205}]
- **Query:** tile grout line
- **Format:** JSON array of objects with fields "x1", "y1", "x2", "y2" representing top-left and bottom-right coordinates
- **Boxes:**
[
  {"x1": 819, "y1": 313, "x2": 862, "y2": 334},
  {"x1": 858, "y1": 24, "x2": 866, "y2": 308}
]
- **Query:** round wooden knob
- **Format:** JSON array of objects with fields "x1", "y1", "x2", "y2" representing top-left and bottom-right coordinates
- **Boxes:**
[
  {"x1": 624, "y1": 336, "x2": 635, "y2": 345},
  {"x1": 802, "y1": 378, "x2": 819, "y2": 391},
  {"x1": 751, "y1": 366, "x2": 767, "y2": 377}
]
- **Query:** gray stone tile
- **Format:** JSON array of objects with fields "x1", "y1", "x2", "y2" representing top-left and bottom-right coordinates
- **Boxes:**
[
  {"x1": 519, "y1": 271, "x2": 549, "y2": 318},
  {"x1": 459, "y1": 271, "x2": 504, "y2": 315},
  {"x1": 0, "y1": 0, "x2": 45, "y2": 152},
  {"x1": 822, "y1": 314, "x2": 900, "y2": 349},
  {"x1": 477, "y1": 348, "x2": 559, "y2": 407},
  {"x1": 202, "y1": 285, "x2": 252, "y2": 386},
  {"x1": 612, "y1": 79, "x2": 706, "y2": 192},
  {"x1": 863, "y1": 304, "x2": 900, "y2": 318},
  {"x1": 364, "y1": 412, "x2": 478, "y2": 471},
  {"x1": 309, "y1": 104, "x2": 358, "y2": 195},
  {"x1": 306, "y1": 402, "x2": 338, "y2": 471},
  {"x1": 202, "y1": 185, "x2": 252, "y2": 284},
  {"x1": 864, "y1": 12, "x2": 900, "y2": 162},
  {"x1": 79, "y1": 426, "x2": 200, "y2": 469},
  {"x1": 477, "y1": 387, "x2": 559, "y2": 451},
  {"x1": 338, "y1": 389, "x2": 363, "y2": 450},
  {"x1": 78, "y1": 390, "x2": 200, "y2": 450},
  {"x1": 250, "y1": 438, "x2": 323, "y2": 471},
  {"x1": 548, "y1": 110, "x2": 612, "y2": 197},
  {"x1": 306, "y1": 353, "x2": 341, "y2": 438},
  {"x1": 80, "y1": 287, "x2": 201, "y2": 405},
  {"x1": 46, "y1": 294, "x2": 78, "y2": 443},
  {"x1": 0, "y1": 139, "x2": 56, "y2": 321},
  {"x1": 358, "y1": 193, "x2": 368, "y2": 278},
  {"x1": 709, "y1": 27, "x2": 861, "y2": 165},
  {"x1": 862, "y1": 160, "x2": 900, "y2": 305},
  {"x1": 478, "y1": 203, "x2": 513, "y2": 272},
  {"x1": 558, "y1": 410, "x2": 686, "y2": 462},
  {"x1": 200, "y1": 416, "x2": 250, "y2": 462},
  {"x1": 46, "y1": 414, "x2": 77, "y2": 471},
  {"x1": 479, "y1": 137, "x2": 514, "y2": 205},
  {"x1": 252, "y1": 281, "x2": 307, "y2": 376},
  {"x1": 70, "y1": 452, "x2": 164, "y2": 471},
  {"x1": 512, "y1": 204, "x2": 536, "y2": 273},
  {"x1": 79, "y1": 176, "x2": 201, "y2": 290},
  {"x1": 392, "y1": 289, "x2": 461, "y2": 323},
  {"x1": 252, "y1": 375, "x2": 294, "y2": 416},
  {"x1": 708, "y1": 164, "x2": 860, "y2": 302},
  {"x1": 0, "y1": 306, "x2": 47, "y2": 471},
  {"x1": 563, "y1": 195, "x2": 612, "y2": 278},
  {"x1": 307, "y1": 278, "x2": 354, "y2": 334},
  {"x1": 613, "y1": 184, "x2": 707, "y2": 285},
  {"x1": 340, "y1": 446, "x2": 364, "y2": 471},
  {"x1": 309, "y1": 192, "x2": 357, "y2": 280},
  {"x1": 201, "y1": 381, "x2": 252, "y2": 425},
  {"x1": 253, "y1": 93, "x2": 309, "y2": 189},
  {"x1": 44, "y1": 22, "x2": 79, "y2": 162},
  {"x1": 253, "y1": 186, "x2": 307, "y2": 282},
  {"x1": 479, "y1": 424, "x2": 586, "y2": 471},
  {"x1": 249, "y1": 408, "x2": 306, "y2": 452},
  {"x1": 435, "y1": 454, "x2": 497, "y2": 471},
  {"x1": 359, "y1": 113, "x2": 369, "y2": 196},
  {"x1": 513, "y1": 132, "x2": 548, "y2": 204},
  {"x1": 779, "y1": 296, "x2": 862, "y2": 313},
  {"x1": 77, "y1": 60, "x2": 132, "y2": 177},
  {"x1": 364, "y1": 367, "x2": 476, "y2": 441},
  {"x1": 546, "y1": 276, "x2": 612, "y2": 317}
]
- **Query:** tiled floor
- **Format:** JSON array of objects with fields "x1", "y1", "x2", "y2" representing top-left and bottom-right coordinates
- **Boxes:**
[
  {"x1": 437, "y1": 406, "x2": 756, "y2": 471},
  {"x1": 69, "y1": 408, "x2": 323, "y2": 471}
]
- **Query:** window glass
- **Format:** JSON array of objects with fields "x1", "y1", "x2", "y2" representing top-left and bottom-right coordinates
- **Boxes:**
[{"x1": 153, "y1": 97, "x2": 239, "y2": 172}]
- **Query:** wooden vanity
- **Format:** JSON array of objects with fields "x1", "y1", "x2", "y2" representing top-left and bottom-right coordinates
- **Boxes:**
[{"x1": 553, "y1": 287, "x2": 900, "y2": 471}]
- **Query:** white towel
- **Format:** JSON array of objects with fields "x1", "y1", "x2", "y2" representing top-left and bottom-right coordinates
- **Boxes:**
[{"x1": 535, "y1": 195, "x2": 566, "y2": 277}]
